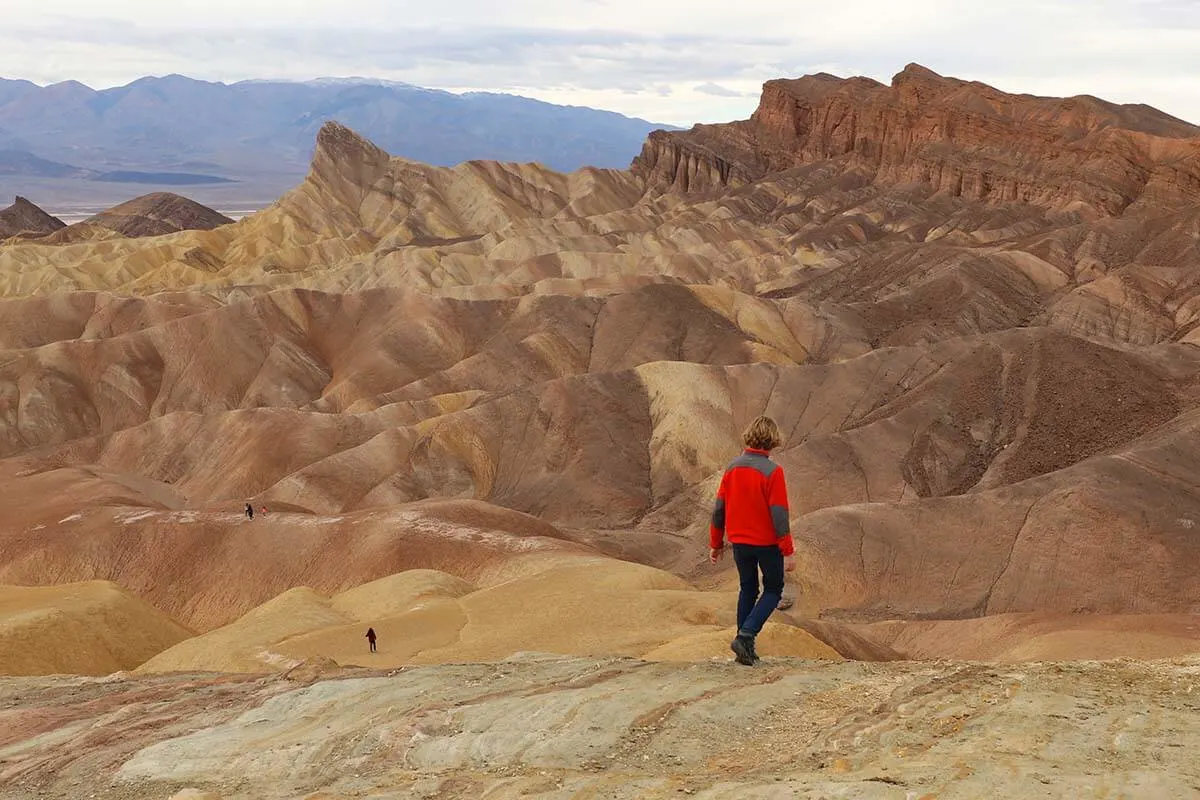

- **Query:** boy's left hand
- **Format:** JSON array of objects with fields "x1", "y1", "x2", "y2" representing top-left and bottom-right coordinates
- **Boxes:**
[
  {"x1": 784, "y1": 556, "x2": 796, "y2": 572},
  {"x1": 710, "y1": 546, "x2": 725, "y2": 564}
]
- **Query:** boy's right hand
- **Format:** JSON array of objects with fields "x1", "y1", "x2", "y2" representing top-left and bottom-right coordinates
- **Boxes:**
[
  {"x1": 710, "y1": 546, "x2": 725, "y2": 564},
  {"x1": 784, "y1": 556, "x2": 796, "y2": 572}
]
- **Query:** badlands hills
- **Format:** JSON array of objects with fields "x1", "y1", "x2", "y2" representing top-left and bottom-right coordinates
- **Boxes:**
[
  {"x1": 0, "y1": 191, "x2": 231, "y2": 245},
  {"x1": 52, "y1": 192, "x2": 234, "y2": 240},
  {"x1": 3, "y1": 62, "x2": 1200, "y2": 800},
  {"x1": 1, "y1": 62, "x2": 1200, "y2": 689}
]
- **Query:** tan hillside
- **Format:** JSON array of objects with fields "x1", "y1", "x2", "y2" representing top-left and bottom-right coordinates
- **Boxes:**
[
  {"x1": 137, "y1": 569, "x2": 476, "y2": 673},
  {"x1": 0, "y1": 581, "x2": 192, "y2": 676},
  {"x1": 857, "y1": 613, "x2": 1200, "y2": 662},
  {"x1": 138, "y1": 558, "x2": 841, "y2": 673}
]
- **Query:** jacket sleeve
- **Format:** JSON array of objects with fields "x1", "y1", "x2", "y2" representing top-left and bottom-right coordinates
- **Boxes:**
[
  {"x1": 709, "y1": 472, "x2": 728, "y2": 549},
  {"x1": 768, "y1": 466, "x2": 794, "y2": 557}
]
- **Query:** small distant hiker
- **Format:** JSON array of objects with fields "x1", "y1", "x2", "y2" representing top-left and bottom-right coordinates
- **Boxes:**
[
  {"x1": 709, "y1": 415, "x2": 796, "y2": 666},
  {"x1": 245, "y1": 503, "x2": 254, "y2": 520},
  {"x1": 365, "y1": 627, "x2": 377, "y2": 653}
]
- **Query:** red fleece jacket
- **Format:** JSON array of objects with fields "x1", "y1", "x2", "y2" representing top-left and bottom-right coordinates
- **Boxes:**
[{"x1": 709, "y1": 448, "x2": 794, "y2": 556}]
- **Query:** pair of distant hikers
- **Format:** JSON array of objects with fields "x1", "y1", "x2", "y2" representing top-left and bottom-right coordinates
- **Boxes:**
[{"x1": 709, "y1": 415, "x2": 796, "y2": 666}]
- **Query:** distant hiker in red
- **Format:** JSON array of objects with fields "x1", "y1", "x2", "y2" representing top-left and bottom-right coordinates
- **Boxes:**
[
  {"x1": 365, "y1": 627, "x2": 377, "y2": 653},
  {"x1": 709, "y1": 415, "x2": 796, "y2": 665}
]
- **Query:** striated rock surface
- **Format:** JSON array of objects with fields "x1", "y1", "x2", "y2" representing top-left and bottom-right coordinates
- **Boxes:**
[{"x1": 2, "y1": 656, "x2": 1200, "y2": 798}]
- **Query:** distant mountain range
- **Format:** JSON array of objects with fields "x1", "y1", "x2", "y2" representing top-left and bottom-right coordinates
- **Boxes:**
[
  {"x1": 0, "y1": 75, "x2": 675, "y2": 203},
  {"x1": 0, "y1": 148, "x2": 235, "y2": 185}
]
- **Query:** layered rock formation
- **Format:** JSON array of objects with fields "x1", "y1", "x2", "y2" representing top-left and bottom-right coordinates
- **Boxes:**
[
  {"x1": 1, "y1": 65, "x2": 1199, "y2": 677},
  {"x1": 634, "y1": 64, "x2": 1200, "y2": 214}
]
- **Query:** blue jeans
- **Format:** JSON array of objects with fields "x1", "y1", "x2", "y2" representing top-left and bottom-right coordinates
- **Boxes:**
[{"x1": 733, "y1": 543, "x2": 784, "y2": 637}]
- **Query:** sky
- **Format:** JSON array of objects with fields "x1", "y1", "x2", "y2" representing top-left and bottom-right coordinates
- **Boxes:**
[{"x1": 2, "y1": 1, "x2": 1200, "y2": 127}]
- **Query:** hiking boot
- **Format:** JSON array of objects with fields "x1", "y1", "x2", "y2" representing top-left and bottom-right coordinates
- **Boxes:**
[
  {"x1": 730, "y1": 634, "x2": 756, "y2": 666},
  {"x1": 748, "y1": 638, "x2": 761, "y2": 663}
]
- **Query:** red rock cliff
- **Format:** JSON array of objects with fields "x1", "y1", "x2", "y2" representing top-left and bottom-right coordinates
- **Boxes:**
[{"x1": 632, "y1": 64, "x2": 1200, "y2": 215}]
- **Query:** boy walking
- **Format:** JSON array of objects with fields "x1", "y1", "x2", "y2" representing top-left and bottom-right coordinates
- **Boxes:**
[{"x1": 709, "y1": 416, "x2": 795, "y2": 665}]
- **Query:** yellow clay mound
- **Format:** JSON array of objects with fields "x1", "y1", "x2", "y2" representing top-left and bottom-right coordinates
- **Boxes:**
[
  {"x1": 0, "y1": 581, "x2": 192, "y2": 676},
  {"x1": 138, "y1": 557, "x2": 838, "y2": 673},
  {"x1": 138, "y1": 569, "x2": 477, "y2": 673},
  {"x1": 330, "y1": 569, "x2": 475, "y2": 619}
]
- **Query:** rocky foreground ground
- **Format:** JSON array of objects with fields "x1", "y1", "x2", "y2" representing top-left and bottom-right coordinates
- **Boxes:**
[{"x1": 2, "y1": 654, "x2": 1199, "y2": 799}]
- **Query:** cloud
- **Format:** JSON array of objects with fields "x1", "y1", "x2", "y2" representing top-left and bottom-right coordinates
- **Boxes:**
[
  {"x1": 694, "y1": 82, "x2": 745, "y2": 98},
  {"x1": 0, "y1": 23, "x2": 784, "y2": 90},
  {"x1": 1, "y1": 1, "x2": 1199, "y2": 126}
]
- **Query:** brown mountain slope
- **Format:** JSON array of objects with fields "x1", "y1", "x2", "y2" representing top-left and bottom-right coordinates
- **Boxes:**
[
  {"x1": 96, "y1": 191, "x2": 233, "y2": 236},
  {"x1": 60, "y1": 192, "x2": 233, "y2": 242},
  {"x1": 1, "y1": 66, "x2": 1200, "y2": 667},
  {"x1": 0, "y1": 196, "x2": 64, "y2": 239}
]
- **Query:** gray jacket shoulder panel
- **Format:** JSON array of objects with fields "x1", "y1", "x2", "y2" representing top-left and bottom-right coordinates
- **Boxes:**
[{"x1": 727, "y1": 452, "x2": 777, "y2": 479}]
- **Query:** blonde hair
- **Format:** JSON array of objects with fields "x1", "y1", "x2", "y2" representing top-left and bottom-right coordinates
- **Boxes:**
[{"x1": 742, "y1": 415, "x2": 782, "y2": 451}]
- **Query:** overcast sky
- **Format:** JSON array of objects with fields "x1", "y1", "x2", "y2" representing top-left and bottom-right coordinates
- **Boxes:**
[{"x1": 2, "y1": 1, "x2": 1199, "y2": 126}]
